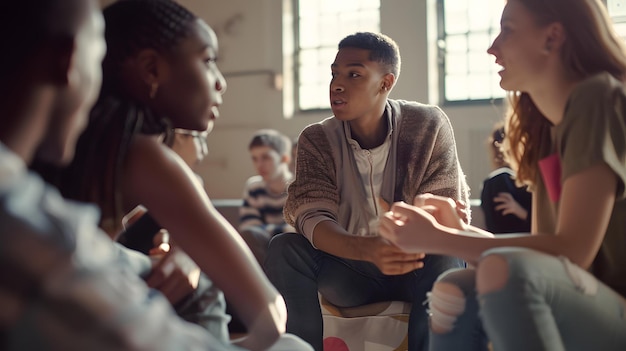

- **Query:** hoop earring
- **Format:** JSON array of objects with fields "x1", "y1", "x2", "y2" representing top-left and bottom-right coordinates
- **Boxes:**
[{"x1": 149, "y1": 82, "x2": 159, "y2": 99}]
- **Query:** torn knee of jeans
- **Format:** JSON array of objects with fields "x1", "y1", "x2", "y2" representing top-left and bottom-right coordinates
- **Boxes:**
[
  {"x1": 476, "y1": 254, "x2": 509, "y2": 295},
  {"x1": 426, "y1": 282, "x2": 466, "y2": 334}
]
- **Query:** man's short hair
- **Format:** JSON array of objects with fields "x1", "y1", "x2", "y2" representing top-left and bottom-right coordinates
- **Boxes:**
[
  {"x1": 249, "y1": 129, "x2": 292, "y2": 157},
  {"x1": 0, "y1": 0, "x2": 87, "y2": 82},
  {"x1": 338, "y1": 32, "x2": 401, "y2": 78}
]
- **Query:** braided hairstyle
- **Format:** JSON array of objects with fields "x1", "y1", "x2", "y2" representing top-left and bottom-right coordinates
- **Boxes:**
[
  {"x1": 101, "y1": 0, "x2": 197, "y2": 96},
  {"x1": 36, "y1": 0, "x2": 201, "y2": 235}
]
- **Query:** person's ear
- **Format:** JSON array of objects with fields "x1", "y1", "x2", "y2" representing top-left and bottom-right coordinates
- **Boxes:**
[
  {"x1": 134, "y1": 48, "x2": 170, "y2": 90},
  {"x1": 281, "y1": 153, "x2": 291, "y2": 165},
  {"x1": 381, "y1": 73, "x2": 396, "y2": 93},
  {"x1": 543, "y1": 22, "x2": 565, "y2": 54}
]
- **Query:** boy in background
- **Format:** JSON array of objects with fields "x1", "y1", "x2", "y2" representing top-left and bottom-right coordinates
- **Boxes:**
[{"x1": 239, "y1": 129, "x2": 295, "y2": 263}]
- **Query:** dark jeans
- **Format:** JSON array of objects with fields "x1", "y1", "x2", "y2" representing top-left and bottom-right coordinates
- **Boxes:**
[{"x1": 264, "y1": 233, "x2": 464, "y2": 351}]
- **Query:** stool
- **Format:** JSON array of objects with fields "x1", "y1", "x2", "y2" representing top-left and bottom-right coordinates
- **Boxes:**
[{"x1": 320, "y1": 295, "x2": 411, "y2": 351}]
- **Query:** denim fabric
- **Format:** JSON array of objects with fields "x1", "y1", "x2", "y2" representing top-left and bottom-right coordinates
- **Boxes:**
[
  {"x1": 428, "y1": 268, "x2": 488, "y2": 351},
  {"x1": 264, "y1": 233, "x2": 464, "y2": 351},
  {"x1": 429, "y1": 248, "x2": 626, "y2": 351},
  {"x1": 239, "y1": 226, "x2": 273, "y2": 263},
  {"x1": 481, "y1": 248, "x2": 626, "y2": 351}
]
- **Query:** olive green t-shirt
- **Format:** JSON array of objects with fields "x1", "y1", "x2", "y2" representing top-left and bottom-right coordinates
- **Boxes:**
[{"x1": 535, "y1": 72, "x2": 626, "y2": 297}]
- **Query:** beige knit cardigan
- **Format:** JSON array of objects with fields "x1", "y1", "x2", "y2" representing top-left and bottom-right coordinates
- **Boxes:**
[{"x1": 285, "y1": 99, "x2": 470, "y2": 242}]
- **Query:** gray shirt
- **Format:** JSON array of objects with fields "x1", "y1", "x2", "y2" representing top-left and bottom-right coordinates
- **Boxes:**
[{"x1": 0, "y1": 142, "x2": 236, "y2": 350}]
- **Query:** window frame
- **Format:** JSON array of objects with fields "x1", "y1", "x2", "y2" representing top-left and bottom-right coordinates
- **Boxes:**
[
  {"x1": 436, "y1": 0, "x2": 505, "y2": 106},
  {"x1": 291, "y1": 0, "x2": 381, "y2": 113},
  {"x1": 437, "y1": 0, "x2": 626, "y2": 106}
]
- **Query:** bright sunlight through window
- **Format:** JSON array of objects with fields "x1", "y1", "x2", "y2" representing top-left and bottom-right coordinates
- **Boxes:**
[
  {"x1": 609, "y1": 0, "x2": 626, "y2": 39},
  {"x1": 440, "y1": 0, "x2": 626, "y2": 104},
  {"x1": 439, "y1": 0, "x2": 505, "y2": 103},
  {"x1": 295, "y1": 0, "x2": 380, "y2": 111}
]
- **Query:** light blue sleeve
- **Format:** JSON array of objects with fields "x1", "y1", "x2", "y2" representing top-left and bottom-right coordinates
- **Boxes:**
[
  {"x1": 112, "y1": 242, "x2": 153, "y2": 278},
  {"x1": 0, "y1": 171, "x2": 238, "y2": 351}
]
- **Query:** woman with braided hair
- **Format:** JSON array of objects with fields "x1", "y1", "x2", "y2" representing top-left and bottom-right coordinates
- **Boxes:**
[{"x1": 34, "y1": 0, "x2": 312, "y2": 350}]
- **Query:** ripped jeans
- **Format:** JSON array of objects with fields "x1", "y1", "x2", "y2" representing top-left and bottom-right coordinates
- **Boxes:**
[{"x1": 429, "y1": 248, "x2": 626, "y2": 351}]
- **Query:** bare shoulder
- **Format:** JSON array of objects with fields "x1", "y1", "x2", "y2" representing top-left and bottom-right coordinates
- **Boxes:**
[
  {"x1": 126, "y1": 134, "x2": 178, "y2": 167},
  {"x1": 122, "y1": 134, "x2": 202, "y2": 208}
]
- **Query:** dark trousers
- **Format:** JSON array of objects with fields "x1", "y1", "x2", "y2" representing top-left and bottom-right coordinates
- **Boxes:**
[{"x1": 264, "y1": 233, "x2": 464, "y2": 351}]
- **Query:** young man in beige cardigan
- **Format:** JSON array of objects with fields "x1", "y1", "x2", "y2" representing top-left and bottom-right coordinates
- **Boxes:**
[{"x1": 265, "y1": 32, "x2": 469, "y2": 351}]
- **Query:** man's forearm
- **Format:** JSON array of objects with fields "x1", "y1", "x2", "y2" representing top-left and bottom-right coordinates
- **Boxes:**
[{"x1": 312, "y1": 221, "x2": 370, "y2": 261}]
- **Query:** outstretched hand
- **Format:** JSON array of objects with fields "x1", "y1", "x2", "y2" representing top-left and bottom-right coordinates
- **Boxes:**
[
  {"x1": 413, "y1": 193, "x2": 468, "y2": 230},
  {"x1": 379, "y1": 201, "x2": 443, "y2": 253}
]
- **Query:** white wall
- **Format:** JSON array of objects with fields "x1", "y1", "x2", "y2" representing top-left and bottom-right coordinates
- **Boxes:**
[{"x1": 101, "y1": 0, "x2": 507, "y2": 199}]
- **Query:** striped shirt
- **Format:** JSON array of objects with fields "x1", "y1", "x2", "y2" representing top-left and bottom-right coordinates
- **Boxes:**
[{"x1": 239, "y1": 175, "x2": 294, "y2": 236}]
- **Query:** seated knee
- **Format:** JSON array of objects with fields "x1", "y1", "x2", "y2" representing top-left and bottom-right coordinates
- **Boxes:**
[
  {"x1": 428, "y1": 281, "x2": 466, "y2": 334},
  {"x1": 266, "y1": 232, "x2": 293, "y2": 251},
  {"x1": 476, "y1": 254, "x2": 509, "y2": 295},
  {"x1": 265, "y1": 233, "x2": 307, "y2": 264}
]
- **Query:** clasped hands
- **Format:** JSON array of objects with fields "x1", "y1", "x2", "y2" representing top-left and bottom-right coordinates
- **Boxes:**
[{"x1": 378, "y1": 193, "x2": 468, "y2": 254}]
